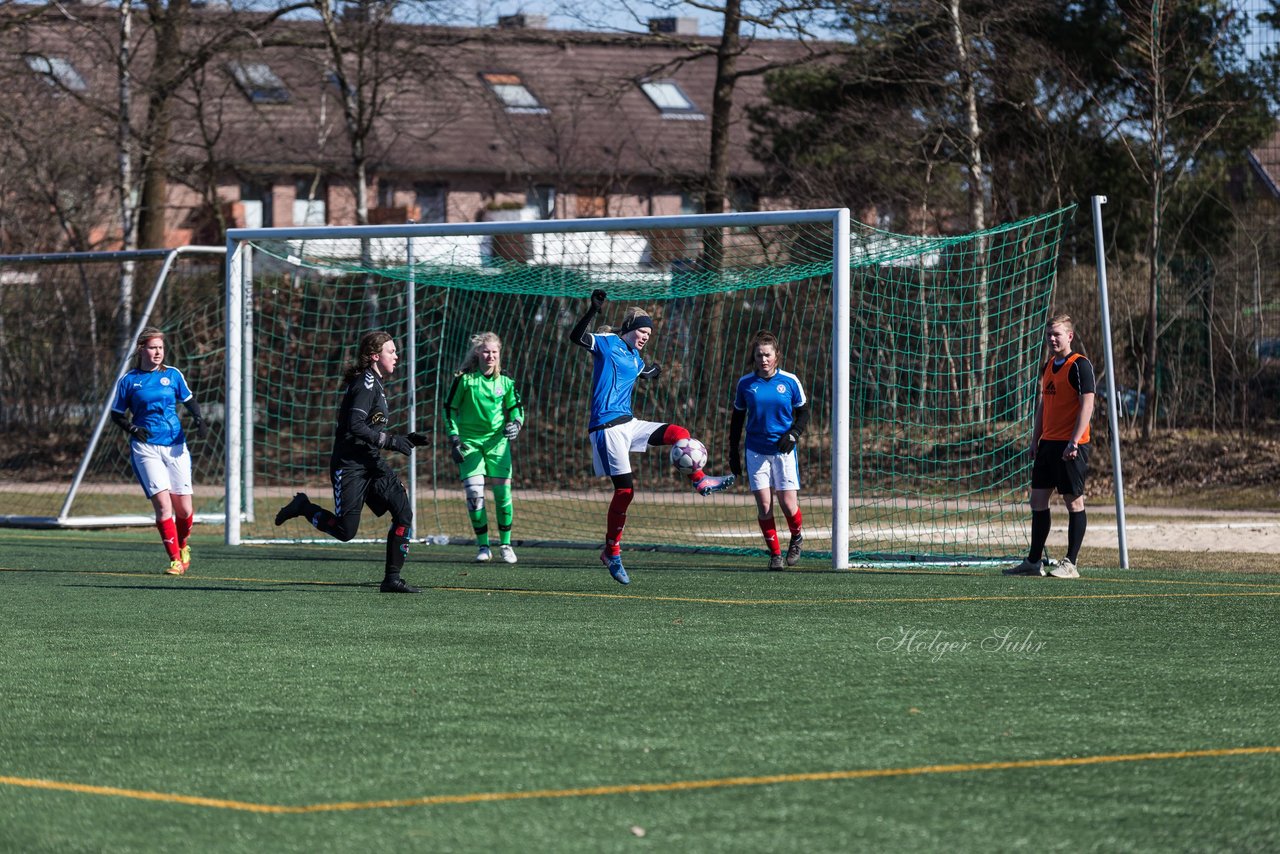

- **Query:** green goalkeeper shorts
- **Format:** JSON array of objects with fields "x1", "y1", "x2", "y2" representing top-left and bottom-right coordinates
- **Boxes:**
[{"x1": 458, "y1": 436, "x2": 513, "y2": 480}]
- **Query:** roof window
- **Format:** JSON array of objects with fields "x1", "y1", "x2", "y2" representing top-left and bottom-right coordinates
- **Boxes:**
[
  {"x1": 229, "y1": 61, "x2": 290, "y2": 104},
  {"x1": 639, "y1": 80, "x2": 702, "y2": 119},
  {"x1": 25, "y1": 55, "x2": 86, "y2": 92},
  {"x1": 482, "y1": 72, "x2": 547, "y2": 114}
]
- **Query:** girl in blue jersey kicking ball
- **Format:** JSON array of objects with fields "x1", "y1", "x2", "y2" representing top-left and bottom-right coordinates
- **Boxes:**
[
  {"x1": 728, "y1": 331, "x2": 809, "y2": 570},
  {"x1": 110, "y1": 327, "x2": 208, "y2": 576},
  {"x1": 571, "y1": 289, "x2": 733, "y2": 585}
]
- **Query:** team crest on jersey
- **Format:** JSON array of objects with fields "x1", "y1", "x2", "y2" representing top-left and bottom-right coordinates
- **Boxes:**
[
  {"x1": 160, "y1": 377, "x2": 171, "y2": 386},
  {"x1": 776, "y1": 383, "x2": 786, "y2": 394}
]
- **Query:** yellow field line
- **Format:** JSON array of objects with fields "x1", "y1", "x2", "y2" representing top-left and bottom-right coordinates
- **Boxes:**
[{"x1": 3, "y1": 746, "x2": 1276, "y2": 814}]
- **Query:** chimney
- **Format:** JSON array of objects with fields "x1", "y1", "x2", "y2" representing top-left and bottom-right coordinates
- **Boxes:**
[
  {"x1": 498, "y1": 14, "x2": 548, "y2": 29},
  {"x1": 648, "y1": 17, "x2": 699, "y2": 36}
]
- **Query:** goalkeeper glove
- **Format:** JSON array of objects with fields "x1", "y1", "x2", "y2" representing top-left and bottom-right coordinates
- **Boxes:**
[
  {"x1": 387, "y1": 434, "x2": 415, "y2": 456},
  {"x1": 128, "y1": 424, "x2": 150, "y2": 442},
  {"x1": 407, "y1": 432, "x2": 429, "y2": 447},
  {"x1": 449, "y1": 435, "x2": 465, "y2": 464},
  {"x1": 502, "y1": 420, "x2": 522, "y2": 440},
  {"x1": 590, "y1": 289, "x2": 607, "y2": 310},
  {"x1": 775, "y1": 432, "x2": 798, "y2": 454},
  {"x1": 729, "y1": 450, "x2": 742, "y2": 479},
  {"x1": 192, "y1": 416, "x2": 209, "y2": 439}
]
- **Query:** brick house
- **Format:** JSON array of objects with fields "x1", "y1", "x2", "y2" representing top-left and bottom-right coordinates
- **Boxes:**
[{"x1": 2, "y1": 5, "x2": 824, "y2": 248}]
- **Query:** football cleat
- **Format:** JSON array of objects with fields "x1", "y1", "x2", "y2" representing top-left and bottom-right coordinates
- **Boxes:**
[
  {"x1": 1049, "y1": 558, "x2": 1080, "y2": 579},
  {"x1": 475, "y1": 546, "x2": 493, "y2": 563},
  {"x1": 274, "y1": 492, "x2": 310, "y2": 526},
  {"x1": 694, "y1": 473, "x2": 735, "y2": 496},
  {"x1": 499, "y1": 544, "x2": 518, "y2": 564},
  {"x1": 600, "y1": 548, "x2": 629, "y2": 585},
  {"x1": 164, "y1": 559, "x2": 186, "y2": 576},
  {"x1": 768, "y1": 552, "x2": 784, "y2": 571},
  {"x1": 179, "y1": 544, "x2": 191, "y2": 571},
  {"x1": 1003, "y1": 559, "x2": 1045, "y2": 577},
  {"x1": 786, "y1": 532, "x2": 804, "y2": 566},
  {"x1": 379, "y1": 577, "x2": 421, "y2": 593}
]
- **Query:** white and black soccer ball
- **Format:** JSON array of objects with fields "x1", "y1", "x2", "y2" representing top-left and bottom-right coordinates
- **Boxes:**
[{"x1": 669, "y1": 437, "x2": 708, "y2": 475}]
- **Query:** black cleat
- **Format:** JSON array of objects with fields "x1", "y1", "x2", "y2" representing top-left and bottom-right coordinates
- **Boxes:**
[
  {"x1": 274, "y1": 492, "x2": 311, "y2": 526},
  {"x1": 380, "y1": 577, "x2": 421, "y2": 594}
]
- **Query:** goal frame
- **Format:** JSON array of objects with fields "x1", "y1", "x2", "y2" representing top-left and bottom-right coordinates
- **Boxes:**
[
  {"x1": 224, "y1": 209, "x2": 853, "y2": 568},
  {"x1": 0, "y1": 245, "x2": 227, "y2": 528}
]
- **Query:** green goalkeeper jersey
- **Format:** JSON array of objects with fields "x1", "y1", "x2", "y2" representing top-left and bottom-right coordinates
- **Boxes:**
[{"x1": 444, "y1": 371, "x2": 525, "y2": 440}]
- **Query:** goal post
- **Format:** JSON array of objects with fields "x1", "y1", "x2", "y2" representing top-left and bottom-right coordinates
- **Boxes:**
[
  {"x1": 224, "y1": 206, "x2": 1074, "y2": 568},
  {"x1": 0, "y1": 246, "x2": 227, "y2": 528}
]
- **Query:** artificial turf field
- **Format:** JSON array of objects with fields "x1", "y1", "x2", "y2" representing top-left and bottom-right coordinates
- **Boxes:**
[{"x1": 2, "y1": 529, "x2": 1278, "y2": 852}]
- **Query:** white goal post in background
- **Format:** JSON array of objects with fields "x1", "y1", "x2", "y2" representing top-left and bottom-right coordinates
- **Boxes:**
[{"x1": 224, "y1": 209, "x2": 854, "y2": 568}]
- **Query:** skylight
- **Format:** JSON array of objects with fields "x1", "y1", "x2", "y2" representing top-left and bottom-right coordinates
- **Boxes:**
[
  {"x1": 482, "y1": 72, "x2": 547, "y2": 114},
  {"x1": 229, "y1": 61, "x2": 290, "y2": 104},
  {"x1": 25, "y1": 55, "x2": 86, "y2": 92},
  {"x1": 639, "y1": 80, "x2": 702, "y2": 118}
]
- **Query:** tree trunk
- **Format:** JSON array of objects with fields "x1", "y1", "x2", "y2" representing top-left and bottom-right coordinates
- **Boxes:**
[
  {"x1": 116, "y1": 0, "x2": 137, "y2": 358},
  {"x1": 949, "y1": 0, "x2": 988, "y2": 423}
]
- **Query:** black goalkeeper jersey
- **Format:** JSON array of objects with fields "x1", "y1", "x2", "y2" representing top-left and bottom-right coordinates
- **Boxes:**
[{"x1": 331, "y1": 368, "x2": 396, "y2": 469}]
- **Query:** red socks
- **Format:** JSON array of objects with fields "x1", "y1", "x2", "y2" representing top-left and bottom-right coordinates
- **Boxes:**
[
  {"x1": 758, "y1": 516, "x2": 780, "y2": 556},
  {"x1": 660, "y1": 425, "x2": 690, "y2": 444},
  {"x1": 156, "y1": 517, "x2": 180, "y2": 560},
  {"x1": 783, "y1": 508, "x2": 802, "y2": 538},
  {"x1": 175, "y1": 513, "x2": 192, "y2": 548},
  {"x1": 605, "y1": 488, "x2": 634, "y2": 555}
]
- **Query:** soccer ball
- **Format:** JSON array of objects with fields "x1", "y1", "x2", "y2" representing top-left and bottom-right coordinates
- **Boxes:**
[{"x1": 669, "y1": 437, "x2": 708, "y2": 475}]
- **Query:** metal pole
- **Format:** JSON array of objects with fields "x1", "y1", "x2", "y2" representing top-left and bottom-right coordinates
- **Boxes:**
[
  {"x1": 832, "y1": 209, "x2": 851, "y2": 569},
  {"x1": 406, "y1": 234, "x2": 418, "y2": 533},
  {"x1": 1090, "y1": 195, "x2": 1129, "y2": 568},
  {"x1": 225, "y1": 239, "x2": 243, "y2": 545}
]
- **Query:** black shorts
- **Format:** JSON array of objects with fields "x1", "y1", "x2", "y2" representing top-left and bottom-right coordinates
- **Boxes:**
[
  {"x1": 1031, "y1": 440, "x2": 1090, "y2": 496},
  {"x1": 331, "y1": 460, "x2": 411, "y2": 525}
]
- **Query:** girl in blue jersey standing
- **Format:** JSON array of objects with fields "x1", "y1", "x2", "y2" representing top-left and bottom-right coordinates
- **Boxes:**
[
  {"x1": 571, "y1": 289, "x2": 734, "y2": 585},
  {"x1": 110, "y1": 327, "x2": 208, "y2": 576},
  {"x1": 728, "y1": 331, "x2": 809, "y2": 569}
]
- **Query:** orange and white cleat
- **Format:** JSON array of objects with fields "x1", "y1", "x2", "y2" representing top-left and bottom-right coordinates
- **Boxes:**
[
  {"x1": 179, "y1": 544, "x2": 191, "y2": 571},
  {"x1": 165, "y1": 558, "x2": 186, "y2": 576}
]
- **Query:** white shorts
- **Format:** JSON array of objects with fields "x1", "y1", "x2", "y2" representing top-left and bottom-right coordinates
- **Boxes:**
[
  {"x1": 746, "y1": 447, "x2": 801, "y2": 493},
  {"x1": 591, "y1": 418, "x2": 667, "y2": 477},
  {"x1": 130, "y1": 441, "x2": 193, "y2": 499}
]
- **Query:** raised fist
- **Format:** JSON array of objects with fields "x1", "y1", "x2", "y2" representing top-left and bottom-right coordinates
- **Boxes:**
[{"x1": 590, "y1": 289, "x2": 607, "y2": 310}]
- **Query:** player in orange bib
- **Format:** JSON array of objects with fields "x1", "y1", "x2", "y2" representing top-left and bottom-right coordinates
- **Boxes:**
[{"x1": 1005, "y1": 313, "x2": 1095, "y2": 579}]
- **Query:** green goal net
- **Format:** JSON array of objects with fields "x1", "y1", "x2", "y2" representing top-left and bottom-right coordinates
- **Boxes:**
[{"x1": 230, "y1": 207, "x2": 1074, "y2": 566}]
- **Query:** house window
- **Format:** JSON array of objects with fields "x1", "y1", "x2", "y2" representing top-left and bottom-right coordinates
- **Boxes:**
[
  {"x1": 294, "y1": 177, "x2": 326, "y2": 226},
  {"x1": 481, "y1": 72, "x2": 547, "y2": 114},
  {"x1": 240, "y1": 181, "x2": 273, "y2": 228},
  {"x1": 415, "y1": 183, "x2": 447, "y2": 223},
  {"x1": 229, "y1": 61, "x2": 289, "y2": 104},
  {"x1": 528, "y1": 185, "x2": 556, "y2": 219},
  {"x1": 679, "y1": 192, "x2": 704, "y2": 215},
  {"x1": 639, "y1": 80, "x2": 702, "y2": 119},
  {"x1": 24, "y1": 55, "x2": 86, "y2": 92}
]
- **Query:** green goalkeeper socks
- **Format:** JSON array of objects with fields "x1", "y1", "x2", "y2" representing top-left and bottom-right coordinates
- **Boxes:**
[
  {"x1": 468, "y1": 505, "x2": 490, "y2": 546},
  {"x1": 493, "y1": 483, "x2": 514, "y2": 546}
]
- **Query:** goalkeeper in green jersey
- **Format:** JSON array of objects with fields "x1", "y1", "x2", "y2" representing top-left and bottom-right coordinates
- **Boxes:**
[{"x1": 444, "y1": 332, "x2": 526, "y2": 564}]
